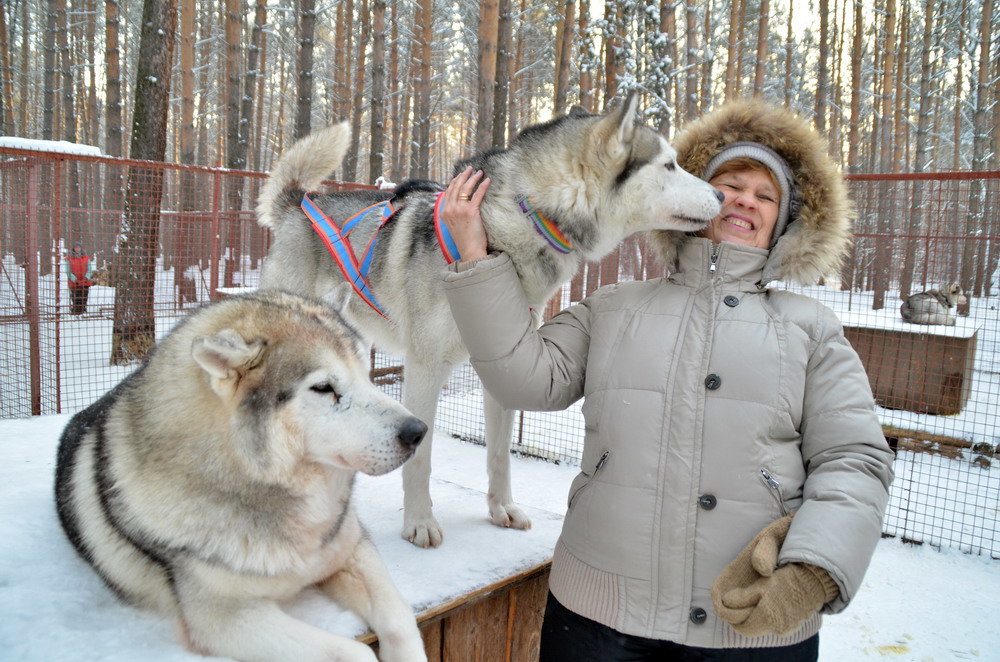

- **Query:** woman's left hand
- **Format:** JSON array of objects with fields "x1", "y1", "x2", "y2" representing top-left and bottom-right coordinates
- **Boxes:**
[{"x1": 441, "y1": 166, "x2": 491, "y2": 263}]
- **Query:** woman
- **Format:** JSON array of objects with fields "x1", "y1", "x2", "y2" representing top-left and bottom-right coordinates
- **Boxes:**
[{"x1": 439, "y1": 99, "x2": 893, "y2": 661}]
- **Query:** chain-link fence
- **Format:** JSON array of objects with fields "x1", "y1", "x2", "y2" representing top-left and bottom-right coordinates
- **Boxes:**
[{"x1": 1, "y1": 146, "x2": 997, "y2": 557}]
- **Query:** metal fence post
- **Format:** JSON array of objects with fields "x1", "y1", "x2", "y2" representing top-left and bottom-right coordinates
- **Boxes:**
[{"x1": 25, "y1": 160, "x2": 41, "y2": 415}]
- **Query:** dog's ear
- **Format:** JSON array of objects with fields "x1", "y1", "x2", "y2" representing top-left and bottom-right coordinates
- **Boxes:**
[
  {"x1": 596, "y1": 91, "x2": 639, "y2": 160},
  {"x1": 192, "y1": 329, "x2": 266, "y2": 390}
]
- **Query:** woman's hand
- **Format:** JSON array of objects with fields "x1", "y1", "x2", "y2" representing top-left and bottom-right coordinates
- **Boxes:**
[{"x1": 441, "y1": 166, "x2": 491, "y2": 263}]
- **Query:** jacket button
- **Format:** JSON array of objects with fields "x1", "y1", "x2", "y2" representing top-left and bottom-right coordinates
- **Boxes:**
[
  {"x1": 698, "y1": 494, "x2": 717, "y2": 510},
  {"x1": 690, "y1": 607, "x2": 707, "y2": 624},
  {"x1": 704, "y1": 374, "x2": 721, "y2": 390},
  {"x1": 724, "y1": 295, "x2": 740, "y2": 307}
]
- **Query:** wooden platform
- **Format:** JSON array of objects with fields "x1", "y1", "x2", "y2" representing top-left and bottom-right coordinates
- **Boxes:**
[{"x1": 364, "y1": 562, "x2": 551, "y2": 661}]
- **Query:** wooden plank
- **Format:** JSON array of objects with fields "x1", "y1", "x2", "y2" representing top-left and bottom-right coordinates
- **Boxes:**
[
  {"x1": 442, "y1": 589, "x2": 508, "y2": 661},
  {"x1": 508, "y1": 570, "x2": 549, "y2": 662},
  {"x1": 421, "y1": 620, "x2": 443, "y2": 662}
]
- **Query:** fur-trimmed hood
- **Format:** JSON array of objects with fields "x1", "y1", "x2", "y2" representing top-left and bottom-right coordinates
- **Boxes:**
[{"x1": 651, "y1": 99, "x2": 853, "y2": 286}]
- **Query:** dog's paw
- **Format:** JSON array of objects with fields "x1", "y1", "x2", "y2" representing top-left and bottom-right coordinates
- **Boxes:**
[
  {"x1": 378, "y1": 641, "x2": 428, "y2": 662},
  {"x1": 402, "y1": 516, "x2": 443, "y2": 548},
  {"x1": 488, "y1": 501, "x2": 532, "y2": 530}
]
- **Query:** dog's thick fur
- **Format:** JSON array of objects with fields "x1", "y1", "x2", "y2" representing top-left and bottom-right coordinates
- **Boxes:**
[
  {"x1": 900, "y1": 283, "x2": 967, "y2": 325},
  {"x1": 257, "y1": 94, "x2": 723, "y2": 548},
  {"x1": 55, "y1": 291, "x2": 428, "y2": 662}
]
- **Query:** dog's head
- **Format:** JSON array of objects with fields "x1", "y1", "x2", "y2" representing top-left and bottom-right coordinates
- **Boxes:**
[
  {"x1": 940, "y1": 282, "x2": 968, "y2": 307},
  {"x1": 506, "y1": 93, "x2": 722, "y2": 259},
  {"x1": 190, "y1": 292, "x2": 426, "y2": 481}
]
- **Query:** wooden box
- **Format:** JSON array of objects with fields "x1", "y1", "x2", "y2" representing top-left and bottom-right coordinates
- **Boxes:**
[
  {"x1": 365, "y1": 562, "x2": 551, "y2": 662},
  {"x1": 840, "y1": 312, "x2": 978, "y2": 416}
]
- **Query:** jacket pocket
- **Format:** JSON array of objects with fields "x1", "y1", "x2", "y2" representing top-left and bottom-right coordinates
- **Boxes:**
[
  {"x1": 568, "y1": 449, "x2": 610, "y2": 511},
  {"x1": 759, "y1": 467, "x2": 789, "y2": 517}
]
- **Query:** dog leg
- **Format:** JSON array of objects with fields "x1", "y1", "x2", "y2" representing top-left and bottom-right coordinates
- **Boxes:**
[
  {"x1": 320, "y1": 536, "x2": 427, "y2": 662},
  {"x1": 180, "y1": 596, "x2": 378, "y2": 662},
  {"x1": 484, "y1": 391, "x2": 532, "y2": 530},
  {"x1": 400, "y1": 360, "x2": 452, "y2": 548}
]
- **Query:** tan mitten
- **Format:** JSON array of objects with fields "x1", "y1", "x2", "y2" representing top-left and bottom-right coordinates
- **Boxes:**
[{"x1": 712, "y1": 514, "x2": 839, "y2": 636}]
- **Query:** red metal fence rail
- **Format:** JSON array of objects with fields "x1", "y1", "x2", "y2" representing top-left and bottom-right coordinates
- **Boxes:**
[{"x1": 1, "y1": 148, "x2": 997, "y2": 557}]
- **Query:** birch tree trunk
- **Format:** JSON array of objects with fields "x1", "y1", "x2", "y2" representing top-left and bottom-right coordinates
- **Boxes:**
[
  {"x1": 815, "y1": 0, "x2": 830, "y2": 132},
  {"x1": 578, "y1": 0, "x2": 596, "y2": 112},
  {"x1": 0, "y1": 0, "x2": 12, "y2": 135},
  {"x1": 655, "y1": 0, "x2": 677, "y2": 134},
  {"x1": 753, "y1": 0, "x2": 770, "y2": 96},
  {"x1": 872, "y1": 0, "x2": 896, "y2": 310},
  {"x1": 43, "y1": 0, "x2": 58, "y2": 139},
  {"x1": 553, "y1": 0, "x2": 575, "y2": 114},
  {"x1": 965, "y1": 0, "x2": 994, "y2": 303},
  {"x1": 344, "y1": 0, "x2": 368, "y2": 182},
  {"x1": 369, "y1": 0, "x2": 386, "y2": 182},
  {"x1": 111, "y1": 0, "x2": 176, "y2": 365},
  {"x1": 493, "y1": 0, "x2": 512, "y2": 147},
  {"x1": 410, "y1": 0, "x2": 432, "y2": 178},
  {"x1": 294, "y1": 0, "x2": 316, "y2": 141},
  {"x1": 899, "y1": 0, "x2": 936, "y2": 299},
  {"x1": 724, "y1": 0, "x2": 743, "y2": 100},
  {"x1": 475, "y1": 0, "x2": 498, "y2": 151}
]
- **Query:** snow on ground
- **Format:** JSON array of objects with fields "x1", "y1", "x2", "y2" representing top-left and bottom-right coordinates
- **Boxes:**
[{"x1": 1, "y1": 414, "x2": 998, "y2": 662}]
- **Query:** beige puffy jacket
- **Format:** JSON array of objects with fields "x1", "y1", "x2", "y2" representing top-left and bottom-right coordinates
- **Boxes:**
[{"x1": 442, "y1": 240, "x2": 892, "y2": 648}]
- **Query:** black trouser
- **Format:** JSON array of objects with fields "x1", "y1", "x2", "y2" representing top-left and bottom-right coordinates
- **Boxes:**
[
  {"x1": 70, "y1": 286, "x2": 90, "y2": 315},
  {"x1": 539, "y1": 593, "x2": 819, "y2": 662}
]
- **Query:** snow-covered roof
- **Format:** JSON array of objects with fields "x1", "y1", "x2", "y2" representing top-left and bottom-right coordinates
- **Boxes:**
[
  {"x1": 836, "y1": 309, "x2": 979, "y2": 338},
  {"x1": 0, "y1": 137, "x2": 103, "y2": 157}
]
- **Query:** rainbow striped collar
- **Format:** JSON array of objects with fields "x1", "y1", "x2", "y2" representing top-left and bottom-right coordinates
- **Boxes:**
[{"x1": 514, "y1": 195, "x2": 573, "y2": 254}]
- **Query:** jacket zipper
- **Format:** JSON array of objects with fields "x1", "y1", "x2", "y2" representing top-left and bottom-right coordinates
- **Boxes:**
[
  {"x1": 709, "y1": 244, "x2": 720, "y2": 273},
  {"x1": 759, "y1": 467, "x2": 788, "y2": 516},
  {"x1": 569, "y1": 450, "x2": 610, "y2": 510}
]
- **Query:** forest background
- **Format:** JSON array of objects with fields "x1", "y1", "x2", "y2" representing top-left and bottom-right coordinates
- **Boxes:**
[{"x1": 1, "y1": 0, "x2": 997, "y2": 184}]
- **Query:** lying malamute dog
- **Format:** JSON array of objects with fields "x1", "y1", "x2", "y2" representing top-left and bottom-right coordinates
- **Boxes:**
[
  {"x1": 257, "y1": 93, "x2": 723, "y2": 548},
  {"x1": 900, "y1": 282, "x2": 967, "y2": 325},
  {"x1": 55, "y1": 291, "x2": 428, "y2": 662}
]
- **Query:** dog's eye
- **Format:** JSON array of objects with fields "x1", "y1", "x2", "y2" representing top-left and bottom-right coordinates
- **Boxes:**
[
  {"x1": 310, "y1": 383, "x2": 341, "y2": 402},
  {"x1": 664, "y1": 161, "x2": 676, "y2": 171}
]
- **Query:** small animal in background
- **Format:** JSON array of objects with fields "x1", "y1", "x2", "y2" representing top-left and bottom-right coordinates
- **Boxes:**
[{"x1": 900, "y1": 282, "x2": 967, "y2": 326}]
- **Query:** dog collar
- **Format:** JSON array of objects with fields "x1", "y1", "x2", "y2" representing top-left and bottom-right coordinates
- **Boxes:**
[{"x1": 515, "y1": 195, "x2": 573, "y2": 254}]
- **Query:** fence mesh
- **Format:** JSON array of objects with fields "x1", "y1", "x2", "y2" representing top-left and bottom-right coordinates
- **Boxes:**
[{"x1": 1, "y1": 147, "x2": 997, "y2": 557}]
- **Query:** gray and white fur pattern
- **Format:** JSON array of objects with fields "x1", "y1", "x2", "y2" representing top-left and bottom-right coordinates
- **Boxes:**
[
  {"x1": 55, "y1": 291, "x2": 428, "y2": 662},
  {"x1": 900, "y1": 282, "x2": 967, "y2": 325},
  {"x1": 256, "y1": 93, "x2": 723, "y2": 548}
]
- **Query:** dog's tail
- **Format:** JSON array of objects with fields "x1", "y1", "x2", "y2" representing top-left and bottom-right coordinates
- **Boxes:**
[{"x1": 256, "y1": 122, "x2": 352, "y2": 230}]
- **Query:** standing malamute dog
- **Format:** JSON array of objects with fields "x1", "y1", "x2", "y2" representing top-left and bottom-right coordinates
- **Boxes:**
[
  {"x1": 900, "y1": 282, "x2": 967, "y2": 325},
  {"x1": 55, "y1": 291, "x2": 428, "y2": 662},
  {"x1": 257, "y1": 93, "x2": 723, "y2": 548}
]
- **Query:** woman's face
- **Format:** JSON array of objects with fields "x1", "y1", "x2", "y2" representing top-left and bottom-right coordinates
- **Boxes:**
[{"x1": 701, "y1": 168, "x2": 780, "y2": 249}]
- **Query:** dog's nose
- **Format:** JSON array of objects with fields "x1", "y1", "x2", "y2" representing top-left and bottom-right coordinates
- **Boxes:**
[
  {"x1": 713, "y1": 187, "x2": 724, "y2": 203},
  {"x1": 397, "y1": 417, "x2": 427, "y2": 449}
]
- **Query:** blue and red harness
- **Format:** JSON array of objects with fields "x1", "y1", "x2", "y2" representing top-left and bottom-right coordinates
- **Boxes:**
[
  {"x1": 301, "y1": 191, "x2": 461, "y2": 319},
  {"x1": 301, "y1": 190, "x2": 572, "y2": 319}
]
